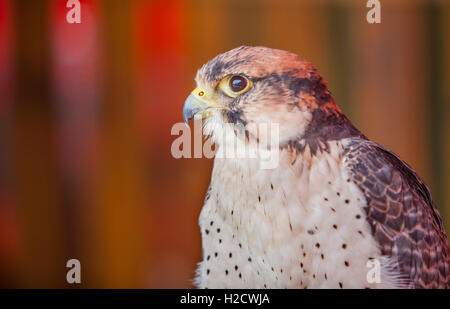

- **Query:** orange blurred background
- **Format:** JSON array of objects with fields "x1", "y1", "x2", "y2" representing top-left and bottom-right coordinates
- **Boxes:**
[{"x1": 0, "y1": 0, "x2": 449, "y2": 288}]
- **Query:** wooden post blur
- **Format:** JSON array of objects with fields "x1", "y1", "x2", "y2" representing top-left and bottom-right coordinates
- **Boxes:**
[
  {"x1": 88, "y1": 0, "x2": 145, "y2": 288},
  {"x1": 12, "y1": 0, "x2": 65, "y2": 287},
  {"x1": 351, "y1": 2, "x2": 430, "y2": 183},
  {"x1": 440, "y1": 7, "x2": 450, "y2": 236}
]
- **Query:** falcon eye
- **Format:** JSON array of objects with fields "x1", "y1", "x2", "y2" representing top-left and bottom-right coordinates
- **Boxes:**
[
  {"x1": 219, "y1": 74, "x2": 252, "y2": 98},
  {"x1": 229, "y1": 76, "x2": 247, "y2": 93}
]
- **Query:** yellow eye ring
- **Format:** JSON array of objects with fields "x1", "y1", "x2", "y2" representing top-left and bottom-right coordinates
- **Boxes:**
[{"x1": 219, "y1": 74, "x2": 252, "y2": 97}]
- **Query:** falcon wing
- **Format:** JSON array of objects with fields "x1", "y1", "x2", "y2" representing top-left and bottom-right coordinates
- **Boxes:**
[{"x1": 344, "y1": 139, "x2": 450, "y2": 288}]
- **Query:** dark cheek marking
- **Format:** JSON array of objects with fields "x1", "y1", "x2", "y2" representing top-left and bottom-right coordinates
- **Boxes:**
[{"x1": 223, "y1": 109, "x2": 247, "y2": 127}]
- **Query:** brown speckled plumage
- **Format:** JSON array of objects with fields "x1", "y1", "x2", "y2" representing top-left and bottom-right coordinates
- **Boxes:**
[{"x1": 344, "y1": 140, "x2": 450, "y2": 288}]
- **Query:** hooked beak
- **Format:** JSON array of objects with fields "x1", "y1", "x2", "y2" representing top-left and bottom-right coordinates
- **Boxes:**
[{"x1": 183, "y1": 88, "x2": 219, "y2": 126}]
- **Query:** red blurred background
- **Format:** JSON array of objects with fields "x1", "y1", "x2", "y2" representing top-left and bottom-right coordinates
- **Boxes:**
[{"x1": 0, "y1": 0, "x2": 448, "y2": 288}]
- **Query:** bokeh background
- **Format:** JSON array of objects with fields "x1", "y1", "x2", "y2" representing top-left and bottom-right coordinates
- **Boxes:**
[{"x1": 0, "y1": 0, "x2": 449, "y2": 288}]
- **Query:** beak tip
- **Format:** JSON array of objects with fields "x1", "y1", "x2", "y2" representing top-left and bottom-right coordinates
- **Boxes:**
[
  {"x1": 183, "y1": 117, "x2": 190, "y2": 128},
  {"x1": 182, "y1": 105, "x2": 191, "y2": 128},
  {"x1": 183, "y1": 91, "x2": 211, "y2": 127},
  {"x1": 183, "y1": 93, "x2": 202, "y2": 127}
]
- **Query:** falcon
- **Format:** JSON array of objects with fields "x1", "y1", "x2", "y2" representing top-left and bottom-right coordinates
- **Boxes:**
[{"x1": 182, "y1": 46, "x2": 450, "y2": 289}]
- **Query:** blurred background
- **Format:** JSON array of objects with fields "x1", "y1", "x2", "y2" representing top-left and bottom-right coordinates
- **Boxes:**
[{"x1": 0, "y1": 0, "x2": 449, "y2": 288}]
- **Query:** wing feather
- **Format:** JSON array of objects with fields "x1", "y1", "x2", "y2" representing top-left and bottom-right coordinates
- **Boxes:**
[{"x1": 344, "y1": 139, "x2": 450, "y2": 288}]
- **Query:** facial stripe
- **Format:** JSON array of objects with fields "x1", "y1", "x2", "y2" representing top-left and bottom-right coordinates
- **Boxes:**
[{"x1": 223, "y1": 108, "x2": 247, "y2": 127}]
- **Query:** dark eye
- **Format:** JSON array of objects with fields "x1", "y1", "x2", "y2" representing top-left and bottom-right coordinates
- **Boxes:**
[
  {"x1": 229, "y1": 75, "x2": 248, "y2": 93},
  {"x1": 219, "y1": 74, "x2": 252, "y2": 97}
]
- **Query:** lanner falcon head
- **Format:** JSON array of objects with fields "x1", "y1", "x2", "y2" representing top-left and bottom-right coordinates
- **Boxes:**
[{"x1": 183, "y1": 45, "x2": 362, "y2": 151}]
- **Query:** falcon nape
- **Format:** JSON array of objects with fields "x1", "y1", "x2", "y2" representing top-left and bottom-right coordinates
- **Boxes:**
[{"x1": 182, "y1": 46, "x2": 450, "y2": 289}]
